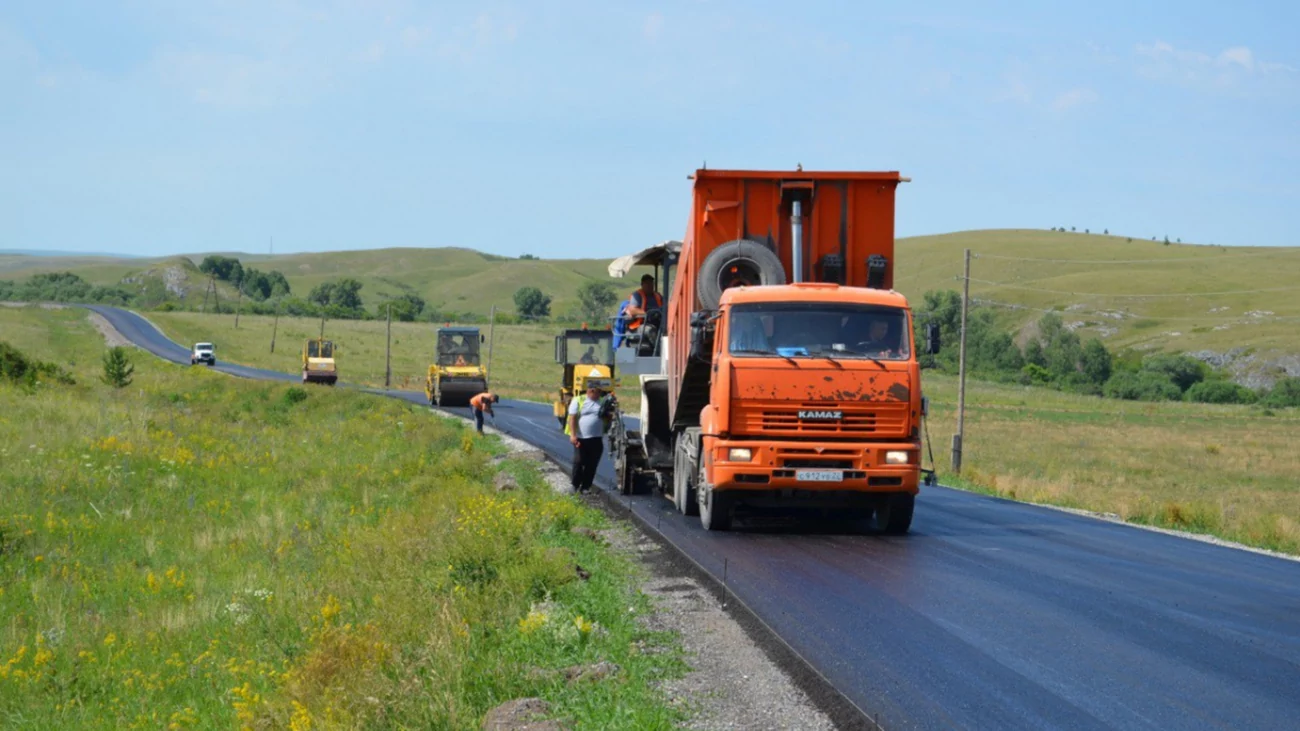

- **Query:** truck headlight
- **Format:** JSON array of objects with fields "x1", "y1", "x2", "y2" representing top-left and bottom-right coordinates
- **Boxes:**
[
  {"x1": 884, "y1": 450, "x2": 910, "y2": 465},
  {"x1": 728, "y1": 448, "x2": 752, "y2": 462}
]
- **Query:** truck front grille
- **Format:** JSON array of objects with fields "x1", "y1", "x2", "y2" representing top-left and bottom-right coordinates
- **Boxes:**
[{"x1": 743, "y1": 404, "x2": 908, "y2": 436}]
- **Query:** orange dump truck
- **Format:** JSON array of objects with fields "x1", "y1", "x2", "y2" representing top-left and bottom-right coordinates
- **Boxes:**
[{"x1": 607, "y1": 168, "x2": 938, "y2": 532}]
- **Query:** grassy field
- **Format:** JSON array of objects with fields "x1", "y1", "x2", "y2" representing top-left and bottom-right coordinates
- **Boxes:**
[
  {"x1": 920, "y1": 371, "x2": 1300, "y2": 554},
  {"x1": 10, "y1": 229, "x2": 1300, "y2": 356},
  {"x1": 1, "y1": 306, "x2": 686, "y2": 729},
  {"x1": 143, "y1": 309, "x2": 1300, "y2": 555}
]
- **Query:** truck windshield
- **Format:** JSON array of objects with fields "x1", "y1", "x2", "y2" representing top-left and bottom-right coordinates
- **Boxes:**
[
  {"x1": 308, "y1": 341, "x2": 334, "y2": 358},
  {"x1": 565, "y1": 333, "x2": 613, "y2": 366},
  {"x1": 438, "y1": 333, "x2": 481, "y2": 366},
  {"x1": 728, "y1": 303, "x2": 911, "y2": 361}
]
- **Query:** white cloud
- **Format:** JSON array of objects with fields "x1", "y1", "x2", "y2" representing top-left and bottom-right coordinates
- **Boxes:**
[
  {"x1": 643, "y1": 12, "x2": 664, "y2": 41},
  {"x1": 353, "y1": 42, "x2": 386, "y2": 64},
  {"x1": 1135, "y1": 40, "x2": 1297, "y2": 95},
  {"x1": 438, "y1": 12, "x2": 520, "y2": 63},
  {"x1": 1052, "y1": 87, "x2": 1099, "y2": 111},
  {"x1": 401, "y1": 25, "x2": 433, "y2": 49},
  {"x1": 994, "y1": 72, "x2": 1031, "y2": 104},
  {"x1": 1217, "y1": 46, "x2": 1254, "y2": 70},
  {"x1": 153, "y1": 50, "x2": 292, "y2": 108}
]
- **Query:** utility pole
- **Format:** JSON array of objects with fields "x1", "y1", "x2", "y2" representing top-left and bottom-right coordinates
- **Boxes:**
[
  {"x1": 953, "y1": 248, "x2": 971, "y2": 473},
  {"x1": 234, "y1": 282, "x2": 243, "y2": 328},
  {"x1": 270, "y1": 301, "x2": 280, "y2": 353},
  {"x1": 486, "y1": 305, "x2": 497, "y2": 388},
  {"x1": 385, "y1": 303, "x2": 392, "y2": 390},
  {"x1": 201, "y1": 275, "x2": 213, "y2": 313},
  {"x1": 212, "y1": 277, "x2": 221, "y2": 315},
  {"x1": 319, "y1": 313, "x2": 326, "y2": 340}
]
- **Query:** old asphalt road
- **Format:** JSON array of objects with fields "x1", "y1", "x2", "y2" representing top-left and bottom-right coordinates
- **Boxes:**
[{"x1": 94, "y1": 305, "x2": 1300, "y2": 730}]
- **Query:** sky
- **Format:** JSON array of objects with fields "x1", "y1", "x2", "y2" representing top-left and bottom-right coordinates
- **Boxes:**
[{"x1": 2, "y1": 0, "x2": 1298, "y2": 257}]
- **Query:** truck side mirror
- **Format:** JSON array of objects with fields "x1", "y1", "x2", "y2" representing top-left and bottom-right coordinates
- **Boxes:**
[
  {"x1": 925, "y1": 323, "x2": 941, "y2": 355},
  {"x1": 481, "y1": 335, "x2": 486, "y2": 344}
]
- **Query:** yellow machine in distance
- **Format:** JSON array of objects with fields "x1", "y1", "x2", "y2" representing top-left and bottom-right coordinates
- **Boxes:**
[
  {"x1": 302, "y1": 338, "x2": 337, "y2": 385},
  {"x1": 552, "y1": 327, "x2": 616, "y2": 429},
  {"x1": 426, "y1": 326, "x2": 488, "y2": 407}
]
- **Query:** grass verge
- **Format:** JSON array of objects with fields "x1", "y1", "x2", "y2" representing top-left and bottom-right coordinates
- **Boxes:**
[{"x1": 0, "y1": 305, "x2": 685, "y2": 729}]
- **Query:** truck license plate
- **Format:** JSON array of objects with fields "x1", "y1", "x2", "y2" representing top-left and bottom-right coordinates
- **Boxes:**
[{"x1": 796, "y1": 470, "x2": 843, "y2": 483}]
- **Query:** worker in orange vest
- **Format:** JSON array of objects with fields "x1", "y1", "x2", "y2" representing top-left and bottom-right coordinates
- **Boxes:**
[
  {"x1": 469, "y1": 391, "x2": 499, "y2": 434},
  {"x1": 624, "y1": 274, "x2": 663, "y2": 332}
]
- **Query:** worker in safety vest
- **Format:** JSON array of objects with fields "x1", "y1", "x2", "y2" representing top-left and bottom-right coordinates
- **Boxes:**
[
  {"x1": 566, "y1": 380, "x2": 612, "y2": 493},
  {"x1": 623, "y1": 274, "x2": 663, "y2": 332},
  {"x1": 469, "y1": 391, "x2": 499, "y2": 434}
]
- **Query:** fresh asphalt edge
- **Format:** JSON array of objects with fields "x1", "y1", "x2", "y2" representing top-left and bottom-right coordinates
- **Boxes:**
[{"x1": 88, "y1": 305, "x2": 885, "y2": 731}]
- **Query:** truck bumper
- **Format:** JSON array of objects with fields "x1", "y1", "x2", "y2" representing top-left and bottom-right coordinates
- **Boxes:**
[{"x1": 706, "y1": 439, "x2": 920, "y2": 498}]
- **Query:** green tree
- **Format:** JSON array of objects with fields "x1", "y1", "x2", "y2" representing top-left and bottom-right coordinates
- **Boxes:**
[
  {"x1": 101, "y1": 347, "x2": 135, "y2": 389},
  {"x1": 577, "y1": 280, "x2": 619, "y2": 323},
  {"x1": 308, "y1": 282, "x2": 335, "y2": 307},
  {"x1": 513, "y1": 286, "x2": 551, "y2": 319},
  {"x1": 1079, "y1": 338, "x2": 1113, "y2": 385},
  {"x1": 1023, "y1": 339, "x2": 1046, "y2": 368},
  {"x1": 384, "y1": 293, "x2": 426, "y2": 322}
]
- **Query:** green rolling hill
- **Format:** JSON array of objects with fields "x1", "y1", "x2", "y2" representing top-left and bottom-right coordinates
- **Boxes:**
[{"x1": 6, "y1": 230, "x2": 1299, "y2": 364}]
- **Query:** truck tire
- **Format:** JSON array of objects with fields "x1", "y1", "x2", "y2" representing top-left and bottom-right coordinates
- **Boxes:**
[
  {"x1": 672, "y1": 438, "x2": 699, "y2": 516},
  {"x1": 876, "y1": 493, "x2": 915, "y2": 535},
  {"x1": 699, "y1": 482, "x2": 732, "y2": 531},
  {"x1": 697, "y1": 239, "x2": 788, "y2": 310}
]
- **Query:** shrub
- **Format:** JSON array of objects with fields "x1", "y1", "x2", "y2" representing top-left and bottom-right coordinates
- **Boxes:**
[
  {"x1": 1263, "y1": 377, "x2": 1300, "y2": 408},
  {"x1": 1141, "y1": 353, "x2": 1207, "y2": 393},
  {"x1": 0, "y1": 341, "x2": 75, "y2": 387},
  {"x1": 1185, "y1": 380, "x2": 1256, "y2": 405},
  {"x1": 1104, "y1": 371, "x2": 1182, "y2": 401}
]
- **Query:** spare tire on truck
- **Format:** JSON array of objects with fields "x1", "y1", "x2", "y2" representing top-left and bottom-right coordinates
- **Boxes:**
[{"x1": 696, "y1": 239, "x2": 788, "y2": 310}]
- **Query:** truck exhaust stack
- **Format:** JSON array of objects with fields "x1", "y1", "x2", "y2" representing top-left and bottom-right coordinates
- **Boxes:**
[{"x1": 792, "y1": 200, "x2": 804, "y2": 284}]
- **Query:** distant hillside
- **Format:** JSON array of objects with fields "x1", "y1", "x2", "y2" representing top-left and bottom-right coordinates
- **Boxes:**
[
  {"x1": 0, "y1": 247, "x2": 630, "y2": 319},
  {"x1": 5, "y1": 231, "x2": 1300, "y2": 363},
  {"x1": 893, "y1": 230, "x2": 1300, "y2": 356}
]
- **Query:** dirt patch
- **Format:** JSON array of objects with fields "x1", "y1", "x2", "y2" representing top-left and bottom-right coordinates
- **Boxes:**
[
  {"x1": 0, "y1": 301, "x2": 68, "y2": 310},
  {"x1": 87, "y1": 311, "x2": 132, "y2": 348}
]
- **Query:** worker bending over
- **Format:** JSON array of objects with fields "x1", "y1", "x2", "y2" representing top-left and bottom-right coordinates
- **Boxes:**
[
  {"x1": 469, "y1": 391, "x2": 499, "y2": 435},
  {"x1": 567, "y1": 382, "x2": 612, "y2": 494}
]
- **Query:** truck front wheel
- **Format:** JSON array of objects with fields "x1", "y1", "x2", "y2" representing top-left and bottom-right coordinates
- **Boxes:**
[
  {"x1": 698, "y1": 481, "x2": 732, "y2": 532},
  {"x1": 875, "y1": 493, "x2": 915, "y2": 535}
]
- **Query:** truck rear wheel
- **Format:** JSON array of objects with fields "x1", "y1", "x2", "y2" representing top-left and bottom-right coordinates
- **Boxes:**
[
  {"x1": 876, "y1": 493, "x2": 915, "y2": 535},
  {"x1": 673, "y1": 433, "x2": 699, "y2": 516},
  {"x1": 615, "y1": 452, "x2": 635, "y2": 496},
  {"x1": 697, "y1": 238, "x2": 788, "y2": 310}
]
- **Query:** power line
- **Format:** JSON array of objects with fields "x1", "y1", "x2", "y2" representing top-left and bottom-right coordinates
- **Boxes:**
[{"x1": 964, "y1": 277, "x2": 1300, "y2": 299}]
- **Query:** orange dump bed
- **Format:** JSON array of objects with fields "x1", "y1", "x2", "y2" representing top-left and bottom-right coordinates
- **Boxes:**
[{"x1": 666, "y1": 169, "x2": 907, "y2": 425}]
